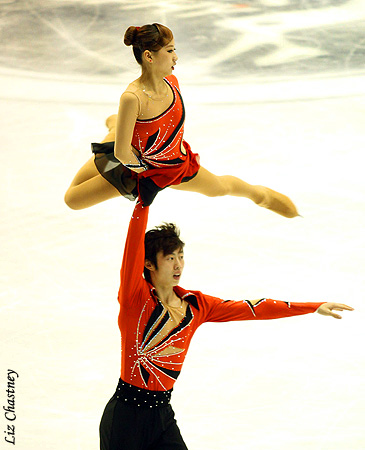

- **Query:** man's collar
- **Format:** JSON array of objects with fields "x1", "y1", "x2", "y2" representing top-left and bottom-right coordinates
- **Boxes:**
[
  {"x1": 174, "y1": 286, "x2": 199, "y2": 310},
  {"x1": 148, "y1": 283, "x2": 199, "y2": 310}
]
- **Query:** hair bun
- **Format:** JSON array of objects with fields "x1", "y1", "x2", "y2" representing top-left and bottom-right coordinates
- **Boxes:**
[{"x1": 124, "y1": 26, "x2": 139, "y2": 46}]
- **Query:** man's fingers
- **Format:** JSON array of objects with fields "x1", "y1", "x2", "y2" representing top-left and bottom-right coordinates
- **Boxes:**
[
  {"x1": 330, "y1": 304, "x2": 354, "y2": 314},
  {"x1": 328, "y1": 303, "x2": 354, "y2": 311},
  {"x1": 324, "y1": 307, "x2": 342, "y2": 319},
  {"x1": 331, "y1": 312, "x2": 342, "y2": 319},
  {"x1": 337, "y1": 304, "x2": 354, "y2": 311}
]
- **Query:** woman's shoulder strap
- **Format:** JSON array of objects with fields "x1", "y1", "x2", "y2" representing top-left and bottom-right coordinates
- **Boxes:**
[{"x1": 165, "y1": 75, "x2": 180, "y2": 90}]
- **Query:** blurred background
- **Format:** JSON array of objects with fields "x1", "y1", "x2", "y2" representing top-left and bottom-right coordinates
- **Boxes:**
[{"x1": 1, "y1": 1, "x2": 364, "y2": 449}]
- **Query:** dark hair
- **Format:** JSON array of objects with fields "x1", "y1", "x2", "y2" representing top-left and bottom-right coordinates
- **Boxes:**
[
  {"x1": 124, "y1": 23, "x2": 173, "y2": 65},
  {"x1": 144, "y1": 223, "x2": 184, "y2": 283}
]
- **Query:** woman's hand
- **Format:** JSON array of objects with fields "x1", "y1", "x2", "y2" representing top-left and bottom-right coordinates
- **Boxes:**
[
  {"x1": 316, "y1": 302, "x2": 354, "y2": 319},
  {"x1": 122, "y1": 150, "x2": 148, "y2": 173}
]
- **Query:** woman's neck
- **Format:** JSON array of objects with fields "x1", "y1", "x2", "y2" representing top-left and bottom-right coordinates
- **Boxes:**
[{"x1": 139, "y1": 72, "x2": 166, "y2": 95}]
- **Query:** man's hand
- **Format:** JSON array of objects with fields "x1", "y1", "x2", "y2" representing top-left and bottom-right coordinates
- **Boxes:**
[{"x1": 316, "y1": 302, "x2": 354, "y2": 319}]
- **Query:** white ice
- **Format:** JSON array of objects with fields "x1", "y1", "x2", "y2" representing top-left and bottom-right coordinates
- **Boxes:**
[{"x1": 1, "y1": 1, "x2": 364, "y2": 449}]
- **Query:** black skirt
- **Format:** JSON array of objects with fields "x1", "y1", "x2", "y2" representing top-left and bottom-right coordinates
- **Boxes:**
[{"x1": 92, "y1": 142, "x2": 138, "y2": 202}]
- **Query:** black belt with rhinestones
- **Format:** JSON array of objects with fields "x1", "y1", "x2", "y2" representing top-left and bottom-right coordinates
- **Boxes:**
[{"x1": 116, "y1": 379, "x2": 172, "y2": 408}]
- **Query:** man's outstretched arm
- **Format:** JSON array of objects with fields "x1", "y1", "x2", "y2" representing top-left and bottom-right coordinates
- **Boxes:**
[{"x1": 201, "y1": 296, "x2": 354, "y2": 323}]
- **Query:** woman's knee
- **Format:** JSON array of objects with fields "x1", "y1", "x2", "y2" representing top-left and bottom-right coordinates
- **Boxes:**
[
  {"x1": 195, "y1": 168, "x2": 231, "y2": 197},
  {"x1": 64, "y1": 188, "x2": 83, "y2": 210},
  {"x1": 206, "y1": 176, "x2": 230, "y2": 197}
]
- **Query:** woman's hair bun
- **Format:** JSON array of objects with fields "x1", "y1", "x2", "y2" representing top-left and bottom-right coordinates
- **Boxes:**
[
  {"x1": 124, "y1": 26, "x2": 139, "y2": 46},
  {"x1": 124, "y1": 23, "x2": 173, "y2": 65}
]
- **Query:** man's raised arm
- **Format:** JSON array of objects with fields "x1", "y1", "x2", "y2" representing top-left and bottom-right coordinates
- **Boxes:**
[{"x1": 118, "y1": 201, "x2": 149, "y2": 304}]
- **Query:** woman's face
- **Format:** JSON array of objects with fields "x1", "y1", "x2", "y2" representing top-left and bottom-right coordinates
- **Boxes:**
[{"x1": 150, "y1": 39, "x2": 178, "y2": 76}]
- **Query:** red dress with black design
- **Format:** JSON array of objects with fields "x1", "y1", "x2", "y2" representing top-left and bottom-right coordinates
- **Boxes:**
[
  {"x1": 92, "y1": 75, "x2": 200, "y2": 206},
  {"x1": 134, "y1": 75, "x2": 200, "y2": 187}
]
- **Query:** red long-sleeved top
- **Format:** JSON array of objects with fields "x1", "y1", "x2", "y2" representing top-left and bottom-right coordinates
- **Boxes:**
[{"x1": 118, "y1": 202, "x2": 324, "y2": 391}]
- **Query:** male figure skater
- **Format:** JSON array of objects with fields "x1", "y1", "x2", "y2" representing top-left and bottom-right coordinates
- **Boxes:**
[{"x1": 99, "y1": 201, "x2": 353, "y2": 450}]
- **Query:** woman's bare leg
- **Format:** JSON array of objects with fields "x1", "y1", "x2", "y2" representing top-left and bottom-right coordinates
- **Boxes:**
[
  {"x1": 64, "y1": 158, "x2": 121, "y2": 210},
  {"x1": 64, "y1": 115, "x2": 120, "y2": 210},
  {"x1": 170, "y1": 166, "x2": 298, "y2": 218}
]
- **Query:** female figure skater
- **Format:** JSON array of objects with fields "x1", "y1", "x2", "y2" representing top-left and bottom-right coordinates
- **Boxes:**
[{"x1": 65, "y1": 23, "x2": 298, "y2": 218}]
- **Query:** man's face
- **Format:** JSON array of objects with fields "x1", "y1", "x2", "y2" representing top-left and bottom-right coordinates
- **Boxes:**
[{"x1": 148, "y1": 248, "x2": 184, "y2": 287}]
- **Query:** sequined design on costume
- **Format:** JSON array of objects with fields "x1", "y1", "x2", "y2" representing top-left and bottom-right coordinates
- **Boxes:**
[
  {"x1": 131, "y1": 77, "x2": 187, "y2": 169},
  {"x1": 243, "y1": 298, "x2": 291, "y2": 317},
  {"x1": 132, "y1": 299, "x2": 194, "y2": 390}
]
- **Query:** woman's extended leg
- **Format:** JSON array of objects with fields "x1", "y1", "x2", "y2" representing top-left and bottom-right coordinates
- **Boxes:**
[
  {"x1": 170, "y1": 166, "x2": 298, "y2": 218},
  {"x1": 64, "y1": 115, "x2": 121, "y2": 210}
]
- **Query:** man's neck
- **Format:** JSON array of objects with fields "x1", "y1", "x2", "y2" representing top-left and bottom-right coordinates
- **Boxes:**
[{"x1": 153, "y1": 284, "x2": 181, "y2": 307}]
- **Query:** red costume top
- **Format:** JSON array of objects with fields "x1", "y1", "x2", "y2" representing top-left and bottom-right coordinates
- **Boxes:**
[
  {"x1": 118, "y1": 202, "x2": 325, "y2": 391},
  {"x1": 133, "y1": 75, "x2": 200, "y2": 190}
]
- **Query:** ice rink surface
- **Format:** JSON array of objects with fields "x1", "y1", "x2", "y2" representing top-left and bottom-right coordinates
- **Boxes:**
[{"x1": 1, "y1": 1, "x2": 365, "y2": 449}]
